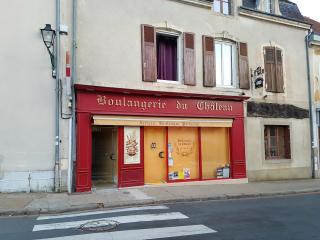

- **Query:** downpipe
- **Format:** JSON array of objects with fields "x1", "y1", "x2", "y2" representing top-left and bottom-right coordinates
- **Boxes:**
[
  {"x1": 70, "y1": 0, "x2": 78, "y2": 193},
  {"x1": 54, "y1": 0, "x2": 61, "y2": 192},
  {"x1": 305, "y1": 30, "x2": 317, "y2": 179}
]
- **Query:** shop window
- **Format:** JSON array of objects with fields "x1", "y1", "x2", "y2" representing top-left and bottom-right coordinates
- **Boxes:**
[
  {"x1": 264, "y1": 46, "x2": 284, "y2": 93},
  {"x1": 213, "y1": 0, "x2": 231, "y2": 15},
  {"x1": 168, "y1": 127, "x2": 199, "y2": 181},
  {"x1": 264, "y1": 125, "x2": 291, "y2": 160},
  {"x1": 201, "y1": 128, "x2": 230, "y2": 179},
  {"x1": 215, "y1": 41, "x2": 237, "y2": 87},
  {"x1": 156, "y1": 33, "x2": 179, "y2": 82}
]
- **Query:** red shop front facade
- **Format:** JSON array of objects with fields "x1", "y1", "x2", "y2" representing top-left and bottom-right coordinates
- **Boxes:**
[{"x1": 75, "y1": 84, "x2": 248, "y2": 192}]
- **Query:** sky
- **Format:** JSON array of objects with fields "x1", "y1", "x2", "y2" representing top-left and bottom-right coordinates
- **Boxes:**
[{"x1": 290, "y1": 0, "x2": 320, "y2": 21}]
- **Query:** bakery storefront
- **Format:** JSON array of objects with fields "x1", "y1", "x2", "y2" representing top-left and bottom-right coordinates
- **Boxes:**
[{"x1": 75, "y1": 85, "x2": 248, "y2": 192}]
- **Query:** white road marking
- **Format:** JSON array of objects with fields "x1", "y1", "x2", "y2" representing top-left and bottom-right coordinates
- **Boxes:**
[
  {"x1": 34, "y1": 225, "x2": 217, "y2": 240},
  {"x1": 37, "y1": 205, "x2": 168, "y2": 220},
  {"x1": 33, "y1": 212, "x2": 188, "y2": 232},
  {"x1": 126, "y1": 189, "x2": 154, "y2": 200}
]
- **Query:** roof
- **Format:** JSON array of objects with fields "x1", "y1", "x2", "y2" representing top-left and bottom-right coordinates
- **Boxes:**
[
  {"x1": 242, "y1": 0, "x2": 256, "y2": 9},
  {"x1": 242, "y1": 0, "x2": 305, "y2": 22},
  {"x1": 304, "y1": 17, "x2": 320, "y2": 34},
  {"x1": 279, "y1": 0, "x2": 304, "y2": 21}
]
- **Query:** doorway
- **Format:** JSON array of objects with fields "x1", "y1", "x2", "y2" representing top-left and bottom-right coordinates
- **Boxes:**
[
  {"x1": 92, "y1": 126, "x2": 118, "y2": 188},
  {"x1": 144, "y1": 127, "x2": 167, "y2": 184}
]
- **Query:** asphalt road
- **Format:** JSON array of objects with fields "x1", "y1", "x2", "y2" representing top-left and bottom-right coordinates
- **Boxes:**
[{"x1": 0, "y1": 193, "x2": 319, "y2": 240}]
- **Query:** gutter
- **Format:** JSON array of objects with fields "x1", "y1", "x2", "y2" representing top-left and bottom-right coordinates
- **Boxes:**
[
  {"x1": 239, "y1": 6, "x2": 311, "y2": 30},
  {"x1": 54, "y1": 0, "x2": 61, "y2": 192},
  {"x1": 305, "y1": 30, "x2": 316, "y2": 178},
  {"x1": 70, "y1": 0, "x2": 77, "y2": 193}
]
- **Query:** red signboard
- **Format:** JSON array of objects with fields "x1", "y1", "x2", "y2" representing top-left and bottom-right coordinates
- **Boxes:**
[{"x1": 77, "y1": 91, "x2": 244, "y2": 118}]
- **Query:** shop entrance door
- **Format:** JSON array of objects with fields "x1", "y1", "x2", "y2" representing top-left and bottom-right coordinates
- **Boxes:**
[
  {"x1": 92, "y1": 126, "x2": 118, "y2": 188},
  {"x1": 144, "y1": 127, "x2": 167, "y2": 184}
]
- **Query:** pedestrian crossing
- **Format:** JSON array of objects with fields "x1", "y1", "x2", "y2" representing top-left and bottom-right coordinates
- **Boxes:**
[{"x1": 32, "y1": 205, "x2": 217, "y2": 240}]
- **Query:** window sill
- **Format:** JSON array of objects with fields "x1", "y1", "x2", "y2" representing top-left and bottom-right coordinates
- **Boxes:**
[
  {"x1": 168, "y1": 0, "x2": 212, "y2": 10},
  {"x1": 153, "y1": 81, "x2": 187, "y2": 89},
  {"x1": 264, "y1": 159, "x2": 292, "y2": 164},
  {"x1": 211, "y1": 11, "x2": 234, "y2": 19},
  {"x1": 214, "y1": 86, "x2": 243, "y2": 93}
]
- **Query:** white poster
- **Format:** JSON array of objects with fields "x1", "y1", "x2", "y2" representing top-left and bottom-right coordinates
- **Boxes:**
[{"x1": 124, "y1": 126, "x2": 140, "y2": 164}]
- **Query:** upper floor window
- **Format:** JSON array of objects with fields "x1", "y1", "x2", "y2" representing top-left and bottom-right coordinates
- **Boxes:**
[
  {"x1": 265, "y1": 0, "x2": 274, "y2": 13},
  {"x1": 156, "y1": 33, "x2": 179, "y2": 82},
  {"x1": 213, "y1": 0, "x2": 231, "y2": 15},
  {"x1": 215, "y1": 41, "x2": 237, "y2": 87},
  {"x1": 202, "y1": 36, "x2": 249, "y2": 89},
  {"x1": 141, "y1": 25, "x2": 196, "y2": 86},
  {"x1": 264, "y1": 46, "x2": 284, "y2": 93}
]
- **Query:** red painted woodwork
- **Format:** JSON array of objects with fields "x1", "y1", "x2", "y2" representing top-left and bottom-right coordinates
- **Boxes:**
[
  {"x1": 118, "y1": 127, "x2": 145, "y2": 188},
  {"x1": 230, "y1": 118, "x2": 247, "y2": 178},
  {"x1": 165, "y1": 127, "x2": 169, "y2": 183},
  {"x1": 76, "y1": 113, "x2": 92, "y2": 192},
  {"x1": 75, "y1": 85, "x2": 248, "y2": 192}
]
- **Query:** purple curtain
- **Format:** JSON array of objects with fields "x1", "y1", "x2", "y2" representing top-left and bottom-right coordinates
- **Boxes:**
[{"x1": 157, "y1": 37, "x2": 177, "y2": 81}]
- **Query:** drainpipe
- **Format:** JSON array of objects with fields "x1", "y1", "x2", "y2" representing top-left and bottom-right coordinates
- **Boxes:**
[
  {"x1": 306, "y1": 30, "x2": 316, "y2": 178},
  {"x1": 70, "y1": 0, "x2": 77, "y2": 192},
  {"x1": 54, "y1": 0, "x2": 61, "y2": 192}
]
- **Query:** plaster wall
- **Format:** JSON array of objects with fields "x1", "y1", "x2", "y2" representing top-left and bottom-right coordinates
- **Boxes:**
[
  {"x1": 245, "y1": 117, "x2": 312, "y2": 180},
  {"x1": 0, "y1": 0, "x2": 72, "y2": 192},
  {"x1": 76, "y1": 0, "x2": 311, "y2": 181},
  {"x1": 76, "y1": 0, "x2": 308, "y2": 108}
]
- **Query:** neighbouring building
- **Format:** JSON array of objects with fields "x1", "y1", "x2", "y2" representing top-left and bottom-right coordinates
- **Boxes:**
[
  {"x1": 0, "y1": 0, "x2": 72, "y2": 192},
  {"x1": 0, "y1": 0, "x2": 315, "y2": 193},
  {"x1": 305, "y1": 17, "x2": 320, "y2": 178}
]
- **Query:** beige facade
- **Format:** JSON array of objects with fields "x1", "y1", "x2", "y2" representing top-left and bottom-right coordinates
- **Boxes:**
[{"x1": 76, "y1": 0, "x2": 312, "y2": 181}]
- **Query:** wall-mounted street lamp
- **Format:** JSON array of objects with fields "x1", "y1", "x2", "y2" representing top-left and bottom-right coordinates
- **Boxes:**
[{"x1": 40, "y1": 24, "x2": 56, "y2": 78}]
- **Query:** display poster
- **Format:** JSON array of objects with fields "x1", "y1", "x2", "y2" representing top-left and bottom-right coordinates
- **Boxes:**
[
  {"x1": 168, "y1": 127, "x2": 199, "y2": 180},
  {"x1": 124, "y1": 126, "x2": 140, "y2": 164}
]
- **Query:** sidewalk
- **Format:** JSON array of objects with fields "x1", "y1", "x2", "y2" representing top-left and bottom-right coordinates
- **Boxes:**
[{"x1": 1, "y1": 179, "x2": 320, "y2": 216}]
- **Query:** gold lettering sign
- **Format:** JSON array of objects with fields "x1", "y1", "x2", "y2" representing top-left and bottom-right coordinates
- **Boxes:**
[
  {"x1": 196, "y1": 101, "x2": 233, "y2": 112},
  {"x1": 96, "y1": 95, "x2": 167, "y2": 110},
  {"x1": 96, "y1": 95, "x2": 233, "y2": 113}
]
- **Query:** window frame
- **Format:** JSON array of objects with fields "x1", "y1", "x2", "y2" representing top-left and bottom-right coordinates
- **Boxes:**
[
  {"x1": 264, "y1": 125, "x2": 291, "y2": 160},
  {"x1": 265, "y1": 0, "x2": 274, "y2": 14},
  {"x1": 215, "y1": 40, "x2": 238, "y2": 88},
  {"x1": 156, "y1": 30, "x2": 183, "y2": 84},
  {"x1": 212, "y1": 0, "x2": 231, "y2": 15}
]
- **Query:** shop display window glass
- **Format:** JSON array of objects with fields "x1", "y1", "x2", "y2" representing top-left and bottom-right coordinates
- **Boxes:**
[
  {"x1": 168, "y1": 127, "x2": 199, "y2": 181},
  {"x1": 201, "y1": 128, "x2": 230, "y2": 179}
]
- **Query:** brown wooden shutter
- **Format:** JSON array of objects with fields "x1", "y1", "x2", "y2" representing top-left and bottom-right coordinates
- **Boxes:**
[
  {"x1": 202, "y1": 36, "x2": 215, "y2": 87},
  {"x1": 284, "y1": 126, "x2": 291, "y2": 159},
  {"x1": 275, "y1": 48, "x2": 284, "y2": 93},
  {"x1": 141, "y1": 24, "x2": 156, "y2": 82},
  {"x1": 184, "y1": 32, "x2": 196, "y2": 86},
  {"x1": 238, "y1": 42, "x2": 250, "y2": 89},
  {"x1": 264, "y1": 47, "x2": 276, "y2": 92}
]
